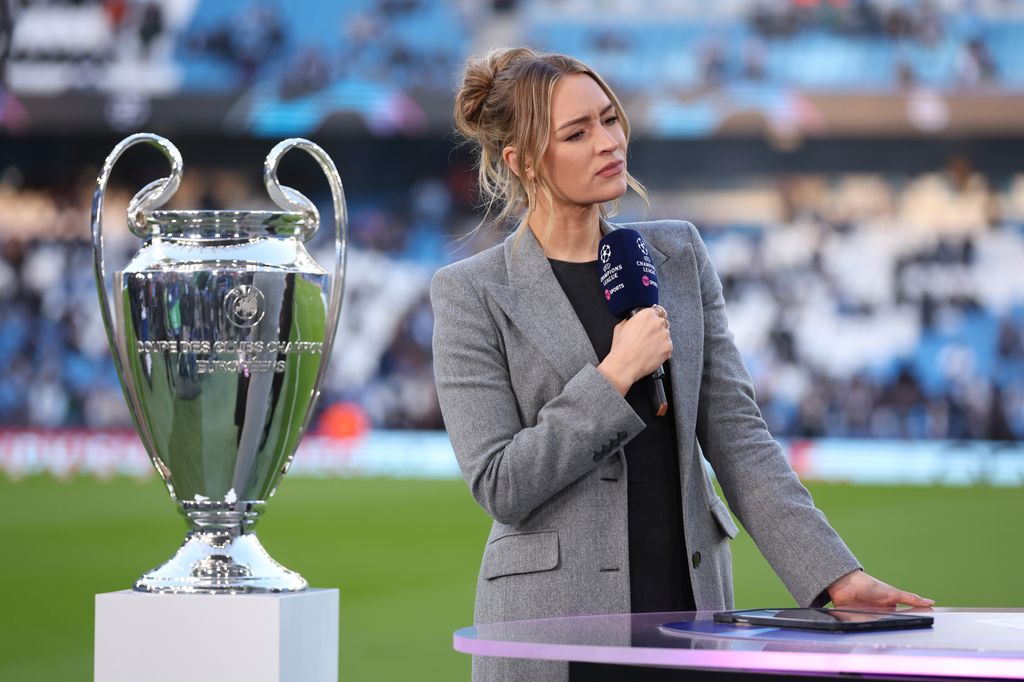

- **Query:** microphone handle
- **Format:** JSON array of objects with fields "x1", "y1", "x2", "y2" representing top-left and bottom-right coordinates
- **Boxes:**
[{"x1": 627, "y1": 308, "x2": 669, "y2": 417}]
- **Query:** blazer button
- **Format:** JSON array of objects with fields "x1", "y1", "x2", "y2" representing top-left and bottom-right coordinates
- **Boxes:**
[{"x1": 692, "y1": 551, "x2": 702, "y2": 569}]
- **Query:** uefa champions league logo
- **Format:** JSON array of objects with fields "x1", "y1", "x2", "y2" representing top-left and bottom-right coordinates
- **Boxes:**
[
  {"x1": 225, "y1": 285, "x2": 266, "y2": 328},
  {"x1": 600, "y1": 244, "x2": 612, "y2": 264},
  {"x1": 636, "y1": 237, "x2": 648, "y2": 257}
]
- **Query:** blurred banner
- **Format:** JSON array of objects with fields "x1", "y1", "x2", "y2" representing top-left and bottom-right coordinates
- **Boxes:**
[{"x1": 2, "y1": 429, "x2": 1022, "y2": 485}]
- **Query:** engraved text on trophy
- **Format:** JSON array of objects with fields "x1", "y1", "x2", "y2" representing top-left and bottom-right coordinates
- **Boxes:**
[{"x1": 134, "y1": 338, "x2": 324, "y2": 374}]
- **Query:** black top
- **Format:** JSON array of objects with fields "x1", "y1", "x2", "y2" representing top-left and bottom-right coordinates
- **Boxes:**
[{"x1": 549, "y1": 258, "x2": 695, "y2": 613}]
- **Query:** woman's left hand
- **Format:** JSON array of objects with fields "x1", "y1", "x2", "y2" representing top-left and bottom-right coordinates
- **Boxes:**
[{"x1": 827, "y1": 569, "x2": 935, "y2": 608}]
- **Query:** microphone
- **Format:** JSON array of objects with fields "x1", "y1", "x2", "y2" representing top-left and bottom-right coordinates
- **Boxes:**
[{"x1": 598, "y1": 228, "x2": 669, "y2": 417}]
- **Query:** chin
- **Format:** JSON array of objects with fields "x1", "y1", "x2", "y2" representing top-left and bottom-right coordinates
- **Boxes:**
[{"x1": 593, "y1": 184, "x2": 628, "y2": 205}]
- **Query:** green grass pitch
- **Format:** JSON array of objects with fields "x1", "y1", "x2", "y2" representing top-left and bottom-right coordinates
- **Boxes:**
[{"x1": 0, "y1": 475, "x2": 1021, "y2": 681}]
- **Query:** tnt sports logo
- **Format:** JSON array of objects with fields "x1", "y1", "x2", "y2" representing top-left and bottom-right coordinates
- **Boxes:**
[
  {"x1": 636, "y1": 237, "x2": 648, "y2": 257},
  {"x1": 604, "y1": 289, "x2": 611, "y2": 300},
  {"x1": 600, "y1": 244, "x2": 612, "y2": 264},
  {"x1": 224, "y1": 285, "x2": 266, "y2": 328},
  {"x1": 642, "y1": 275, "x2": 651, "y2": 286}
]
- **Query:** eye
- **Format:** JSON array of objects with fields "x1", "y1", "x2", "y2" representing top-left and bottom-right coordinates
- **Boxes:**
[
  {"x1": 566, "y1": 129, "x2": 585, "y2": 141},
  {"x1": 603, "y1": 115, "x2": 619, "y2": 126}
]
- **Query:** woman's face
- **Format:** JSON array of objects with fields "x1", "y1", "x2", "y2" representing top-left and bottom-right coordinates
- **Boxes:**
[{"x1": 539, "y1": 73, "x2": 628, "y2": 210}]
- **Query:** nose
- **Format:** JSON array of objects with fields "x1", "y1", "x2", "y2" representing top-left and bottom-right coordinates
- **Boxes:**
[{"x1": 596, "y1": 124, "x2": 620, "y2": 153}]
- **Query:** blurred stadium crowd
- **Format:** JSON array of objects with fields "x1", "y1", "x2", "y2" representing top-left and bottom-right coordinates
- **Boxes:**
[
  {"x1": 0, "y1": 158, "x2": 1021, "y2": 441},
  {"x1": 0, "y1": 0, "x2": 1021, "y2": 443},
  {"x1": 656, "y1": 164, "x2": 1024, "y2": 441},
  {"x1": 2, "y1": 0, "x2": 1021, "y2": 118},
  {"x1": 526, "y1": 0, "x2": 1020, "y2": 91},
  {"x1": 6, "y1": 0, "x2": 1021, "y2": 91}
]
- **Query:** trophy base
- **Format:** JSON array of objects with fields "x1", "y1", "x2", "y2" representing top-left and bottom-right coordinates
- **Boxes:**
[{"x1": 133, "y1": 530, "x2": 308, "y2": 594}]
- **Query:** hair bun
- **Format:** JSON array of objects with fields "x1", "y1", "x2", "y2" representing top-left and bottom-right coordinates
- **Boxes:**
[
  {"x1": 453, "y1": 61, "x2": 494, "y2": 138},
  {"x1": 454, "y1": 47, "x2": 538, "y2": 139}
]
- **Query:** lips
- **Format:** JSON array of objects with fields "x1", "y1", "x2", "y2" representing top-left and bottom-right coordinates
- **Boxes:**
[{"x1": 597, "y1": 160, "x2": 624, "y2": 177}]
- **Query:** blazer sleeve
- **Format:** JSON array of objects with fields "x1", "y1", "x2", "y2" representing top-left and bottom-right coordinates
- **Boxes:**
[
  {"x1": 430, "y1": 264, "x2": 646, "y2": 526},
  {"x1": 686, "y1": 222, "x2": 862, "y2": 607}
]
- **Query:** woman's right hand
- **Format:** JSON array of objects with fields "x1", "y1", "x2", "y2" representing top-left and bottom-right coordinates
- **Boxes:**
[{"x1": 597, "y1": 306, "x2": 672, "y2": 396}]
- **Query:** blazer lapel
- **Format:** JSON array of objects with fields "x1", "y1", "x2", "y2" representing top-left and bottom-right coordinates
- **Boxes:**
[
  {"x1": 484, "y1": 224, "x2": 606, "y2": 384},
  {"x1": 651, "y1": 237, "x2": 702, "y2": 434},
  {"x1": 482, "y1": 219, "x2": 702, "y2": 419}
]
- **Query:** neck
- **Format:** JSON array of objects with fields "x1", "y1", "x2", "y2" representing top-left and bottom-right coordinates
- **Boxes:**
[{"x1": 528, "y1": 202, "x2": 602, "y2": 262}]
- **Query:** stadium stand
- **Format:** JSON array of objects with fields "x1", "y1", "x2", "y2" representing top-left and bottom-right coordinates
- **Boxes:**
[
  {"x1": 0, "y1": 0, "x2": 1020, "y2": 442},
  {"x1": 0, "y1": 161, "x2": 1020, "y2": 440},
  {"x1": 521, "y1": 0, "x2": 1022, "y2": 91}
]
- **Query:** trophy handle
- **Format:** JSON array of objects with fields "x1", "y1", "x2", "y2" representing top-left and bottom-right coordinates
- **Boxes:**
[
  {"x1": 91, "y1": 133, "x2": 183, "y2": 466},
  {"x1": 263, "y1": 138, "x2": 349, "y2": 392}
]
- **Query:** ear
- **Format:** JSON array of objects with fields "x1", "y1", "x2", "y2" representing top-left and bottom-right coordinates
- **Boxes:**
[{"x1": 502, "y1": 145, "x2": 534, "y2": 181}]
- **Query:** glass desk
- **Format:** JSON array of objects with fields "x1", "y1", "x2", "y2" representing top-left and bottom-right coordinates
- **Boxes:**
[{"x1": 455, "y1": 608, "x2": 1024, "y2": 680}]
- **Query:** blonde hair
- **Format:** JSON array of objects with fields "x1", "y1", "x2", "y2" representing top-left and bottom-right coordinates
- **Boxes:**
[{"x1": 453, "y1": 47, "x2": 647, "y2": 240}]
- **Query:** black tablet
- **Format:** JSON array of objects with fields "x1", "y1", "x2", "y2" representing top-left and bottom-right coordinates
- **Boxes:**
[{"x1": 713, "y1": 608, "x2": 934, "y2": 632}]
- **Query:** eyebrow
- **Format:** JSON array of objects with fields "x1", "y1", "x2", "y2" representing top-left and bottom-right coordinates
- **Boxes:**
[{"x1": 555, "y1": 102, "x2": 615, "y2": 133}]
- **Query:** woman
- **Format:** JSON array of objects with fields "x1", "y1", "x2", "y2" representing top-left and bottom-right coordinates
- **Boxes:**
[{"x1": 431, "y1": 47, "x2": 931, "y2": 681}]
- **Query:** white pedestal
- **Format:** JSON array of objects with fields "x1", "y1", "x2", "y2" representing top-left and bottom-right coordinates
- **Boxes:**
[{"x1": 95, "y1": 588, "x2": 338, "y2": 682}]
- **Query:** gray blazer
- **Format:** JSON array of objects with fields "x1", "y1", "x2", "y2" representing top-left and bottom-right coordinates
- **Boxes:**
[{"x1": 430, "y1": 219, "x2": 860, "y2": 681}]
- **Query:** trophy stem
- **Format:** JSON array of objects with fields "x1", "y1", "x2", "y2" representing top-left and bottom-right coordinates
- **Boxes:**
[{"x1": 133, "y1": 502, "x2": 307, "y2": 594}]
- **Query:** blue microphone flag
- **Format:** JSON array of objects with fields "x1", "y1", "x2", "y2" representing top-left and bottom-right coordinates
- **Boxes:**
[{"x1": 598, "y1": 228, "x2": 659, "y2": 318}]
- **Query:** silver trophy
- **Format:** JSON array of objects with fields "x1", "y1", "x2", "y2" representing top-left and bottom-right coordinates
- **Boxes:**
[{"x1": 91, "y1": 133, "x2": 347, "y2": 593}]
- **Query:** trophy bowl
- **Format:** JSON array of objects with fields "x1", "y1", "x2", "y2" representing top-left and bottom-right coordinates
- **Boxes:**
[{"x1": 91, "y1": 134, "x2": 347, "y2": 593}]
